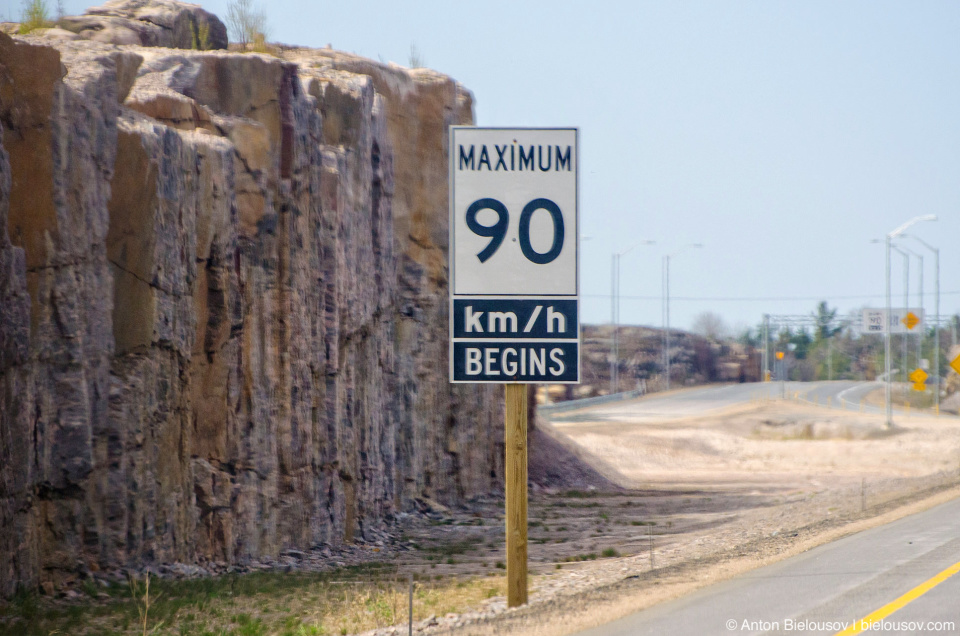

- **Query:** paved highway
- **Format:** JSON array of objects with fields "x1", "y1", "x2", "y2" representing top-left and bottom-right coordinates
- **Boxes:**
[
  {"x1": 549, "y1": 383, "x2": 781, "y2": 423},
  {"x1": 548, "y1": 381, "x2": 929, "y2": 424},
  {"x1": 576, "y1": 495, "x2": 960, "y2": 636}
]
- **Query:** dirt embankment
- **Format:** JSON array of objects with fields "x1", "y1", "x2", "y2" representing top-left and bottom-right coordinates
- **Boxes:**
[{"x1": 405, "y1": 399, "x2": 960, "y2": 635}]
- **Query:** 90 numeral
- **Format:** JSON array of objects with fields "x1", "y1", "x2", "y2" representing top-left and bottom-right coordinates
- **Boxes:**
[{"x1": 465, "y1": 197, "x2": 565, "y2": 265}]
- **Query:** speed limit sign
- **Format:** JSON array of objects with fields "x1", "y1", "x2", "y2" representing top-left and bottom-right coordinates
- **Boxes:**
[{"x1": 449, "y1": 127, "x2": 579, "y2": 384}]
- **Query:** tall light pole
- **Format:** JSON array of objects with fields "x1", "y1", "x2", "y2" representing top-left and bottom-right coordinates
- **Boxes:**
[
  {"x1": 662, "y1": 243, "x2": 703, "y2": 391},
  {"x1": 884, "y1": 215, "x2": 937, "y2": 427},
  {"x1": 895, "y1": 244, "x2": 923, "y2": 370},
  {"x1": 889, "y1": 244, "x2": 910, "y2": 397},
  {"x1": 763, "y1": 314, "x2": 770, "y2": 382},
  {"x1": 611, "y1": 241, "x2": 655, "y2": 394},
  {"x1": 905, "y1": 233, "x2": 940, "y2": 415}
]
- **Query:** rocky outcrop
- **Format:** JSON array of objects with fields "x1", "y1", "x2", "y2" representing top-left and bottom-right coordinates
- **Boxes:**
[
  {"x1": 58, "y1": 0, "x2": 228, "y2": 50},
  {"x1": 0, "y1": 113, "x2": 33, "y2": 602},
  {"x1": 0, "y1": 23, "x2": 500, "y2": 597},
  {"x1": 288, "y1": 49, "x2": 502, "y2": 508}
]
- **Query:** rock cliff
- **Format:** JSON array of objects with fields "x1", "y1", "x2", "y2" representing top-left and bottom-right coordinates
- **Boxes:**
[{"x1": 0, "y1": 4, "x2": 500, "y2": 597}]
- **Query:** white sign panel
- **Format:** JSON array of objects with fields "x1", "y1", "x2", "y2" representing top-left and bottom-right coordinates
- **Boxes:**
[
  {"x1": 449, "y1": 127, "x2": 579, "y2": 384},
  {"x1": 451, "y1": 128, "x2": 578, "y2": 296},
  {"x1": 861, "y1": 308, "x2": 925, "y2": 334}
]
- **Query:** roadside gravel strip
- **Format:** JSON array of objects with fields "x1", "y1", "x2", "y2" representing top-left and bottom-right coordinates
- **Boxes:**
[
  {"x1": 350, "y1": 391, "x2": 960, "y2": 636},
  {"x1": 428, "y1": 482, "x2": 960, "y2": 636},
  {"x1": 379, "y1": 390, "x2": 960, "y2": 636}
]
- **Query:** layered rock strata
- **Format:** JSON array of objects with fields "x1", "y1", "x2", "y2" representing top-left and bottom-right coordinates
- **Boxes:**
[
  {"x1": 0, "y1": 27, "x2": 500, "y2": 597},
  {"x1": 56, "y1": 0, "x2": 227, "y2": 50}
]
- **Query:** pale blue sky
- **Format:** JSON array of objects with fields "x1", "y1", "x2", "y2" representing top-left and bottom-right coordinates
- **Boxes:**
[{"x1": 47, "y1": 1, "x2": 960, "y2": 333}]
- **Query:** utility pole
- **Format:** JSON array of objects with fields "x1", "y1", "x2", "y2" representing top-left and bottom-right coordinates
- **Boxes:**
[
  {"x1": 933, "y1": 248, "x2": 940, "y2": 415},
  {"x1": 663, "y1": 244, "x2": 702, "y2": 391},
  {"x1": 780, "y1": 353, "x2": 786, "y2": 398},
  {"x1": 611, "y1": 241, "x2": 655, "y2": 395},
  {"x1": 664, "y1": 254, "x2": 671, "y2": 390},
  {"x1": 898, "y1": 244, "x2": 923, "y2": 371},
  {"x1": 610, "y1": 253, "x2": 617, "y2": 395},
  {"x1": 886, "y1": 233, "x2": 892, "y2": 426},
  {"x1": 827, "y1": 335, "x2": 833, "y2": 381},
  {"x1": 763, "y1": 314, "x2": 770, "y2": 382},
  {"x1": 661, "y1": 256, "x2": 666, "y2": 388},
  {"x1": 917, "y1": 252, "x2": 924, "y2": 371},
  {"x1": 883, "y1": 215, "x2": 937, "y2": 427},
  {"x1": 906, "y1": 234, "x2": 940, "y2": 415},
  {"x1": 891, "y1": 244, "x2": 909, "y2": 400}
]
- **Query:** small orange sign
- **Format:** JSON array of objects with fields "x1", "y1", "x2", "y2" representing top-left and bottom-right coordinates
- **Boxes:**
[
  {"x1": 950, "y1": 354, "x2": 960, "y2": 377},
  {"x1": 776, "y1": 351, "x2": 784, "y2": 360},
  {"x1": 912, "y1": 382, "x2": 927, "y2": 392},
  {"x1": 909, "y1": 368, "x2": 928, "y2": 384},
  {"x1": 902, "y1": 312, "x2": 920, "y2": 331}
]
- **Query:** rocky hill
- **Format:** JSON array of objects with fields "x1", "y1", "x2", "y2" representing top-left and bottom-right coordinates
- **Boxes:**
[
  {"x1": 546, "y1": 324, "x2": 761, "y2": 402},
  {"x1": 0, "y1": 0, "x2": 502, "y2": 597}
]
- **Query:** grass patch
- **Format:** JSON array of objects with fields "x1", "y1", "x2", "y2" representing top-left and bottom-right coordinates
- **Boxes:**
[
  {"x1": 562, "y1": 490, "x2": 601, "y2": 499},
  {"x1": 0, "y1": 567, "x2": 508, "y2": 636},
  {"x1": 19, "y1": 0, "x2": 53, "y2": 33},
  {"x1": 421, "y1": 539, "x2": 476, "y2": 557}
]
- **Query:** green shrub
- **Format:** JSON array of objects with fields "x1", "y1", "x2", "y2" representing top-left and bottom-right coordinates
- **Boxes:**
[{"x1": 19, "y1": 0, "x2": 51, "y2": 34}]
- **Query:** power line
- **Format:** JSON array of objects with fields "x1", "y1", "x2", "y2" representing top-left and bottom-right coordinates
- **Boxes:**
[{"x1": 582, "y1": 291, "x2": 960, "y2": 303}]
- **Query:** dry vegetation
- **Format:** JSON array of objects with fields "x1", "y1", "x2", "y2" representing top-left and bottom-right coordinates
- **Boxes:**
[
  {"x1": 226, "y1": 0, "x2": 269, "y2": 52},
  {"x1": 0, "y1": 564, "x2": 507, "y2": 636},
  {"x1": 17, "y1": 0, "x2": 53, "y2": 33}
]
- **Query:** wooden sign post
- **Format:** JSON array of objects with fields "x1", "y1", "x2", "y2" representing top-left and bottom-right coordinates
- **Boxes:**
[
  {"x1": 505, "y1": 383, "x2": 528, "y2": 606},
  {"x1": 449, "y1": 127, "x2": 579, "y2": 609}
]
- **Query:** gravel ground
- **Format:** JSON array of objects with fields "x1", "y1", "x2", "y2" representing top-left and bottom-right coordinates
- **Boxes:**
[{"x1": 357, "y1": 400, "x2": 960, "y2": 636}]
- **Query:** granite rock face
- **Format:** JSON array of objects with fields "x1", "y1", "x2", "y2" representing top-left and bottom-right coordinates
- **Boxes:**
[
  {"x1": 59, "y1": 0, "x2": 228, "y2": 50},
  {"x1": 0, "y1": 25, "x2": 500, "y2": 597}
]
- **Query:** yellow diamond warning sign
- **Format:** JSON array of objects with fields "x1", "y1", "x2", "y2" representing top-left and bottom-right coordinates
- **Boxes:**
[
  {"x1": 950, "y1": 354, "x2": 960, "y2": 377},
  {"x1": 909, "y1": 368, "x2": 928, "y2": 392},
  {"x1": 902, "y1": 312, "x2": 920, "y2": 331}
]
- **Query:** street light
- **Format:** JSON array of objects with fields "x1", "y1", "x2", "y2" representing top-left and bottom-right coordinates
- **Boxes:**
[
  {"x1": 894, "y1": 243, "x2": 923, "y2": 371},
  {"x1": 889, "y1": 244, "x2": 910, "y2": 398},
  {"x1": 904, "y1": 233, "x2": 940, "y2": 415},
  {"x1": 662, "y1": 243, "x2": 704, "y2": 391},
  {"x1": 883, "y1": 215, "x2": 937, "y2": 427},
  {"x1": 611, "y1": 240, "x2": 656, "y2": 394}
]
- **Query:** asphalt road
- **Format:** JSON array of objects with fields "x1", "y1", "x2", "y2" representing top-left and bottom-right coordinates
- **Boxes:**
[
  {"x1": 576, "y1": 495, "x2": 960, "y2": 636},
  {"x1": 549, "y1": 382, "x2": 865, "y2": 423},
  {"x1": 784, "y1": 380, "x2": 937, "y2": 419},
  {"x1": 548, "y1": 381, "x2": 934, "y2": 424}
]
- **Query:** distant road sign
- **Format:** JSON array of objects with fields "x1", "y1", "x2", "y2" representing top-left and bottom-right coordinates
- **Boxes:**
[
  {"x1": 776, "y1": 351, "x2": 785, "y2": 360},
  {"x1": 950, "y1": 354, "x2": 960, "y2": 377},
  {"x1": 910, "y1": 368, "x2": 928, "y2": 392},
  {"x1": 860, "y1": 308, "x2": 925, "y2": 334},
  {"x1": 449, "y1": 127, "x2": 579, "y2": 383},
  {"x1": 902, "y1": 312, "x2": 920, "y2": 331}
]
